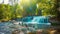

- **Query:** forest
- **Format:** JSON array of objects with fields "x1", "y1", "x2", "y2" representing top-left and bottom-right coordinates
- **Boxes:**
[{"x1": 0, "y1": 0, "x2": 60, "y2": 21}]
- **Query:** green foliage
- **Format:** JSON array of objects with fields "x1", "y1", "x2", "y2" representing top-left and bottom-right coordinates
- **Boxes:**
[
  {"x1": 0, "y1": 0, "x2": 57, "y2": 21},
  {"x1": 0, "y1": 4, "x2": 12, "y2": 20},
  {"x1": 36, "y1": 0, "x2": 57, "y2": 16}
]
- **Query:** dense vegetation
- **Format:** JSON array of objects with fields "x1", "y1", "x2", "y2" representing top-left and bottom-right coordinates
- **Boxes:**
[{"x1": 0, "y1": 0, "x2": 59, "y2": 21}]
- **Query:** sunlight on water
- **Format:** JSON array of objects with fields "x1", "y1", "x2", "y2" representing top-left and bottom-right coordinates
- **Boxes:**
[
  {"x1": 23, "y1": 16, "x2": 51, "y2": 25},
  {"x1": 0, "y1": 16, "x2": 51, "y2": 34}
]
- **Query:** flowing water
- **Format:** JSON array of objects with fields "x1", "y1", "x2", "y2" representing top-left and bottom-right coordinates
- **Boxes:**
[{"x1": 0, "y1": 16, "x2": 51, "y2": 34}]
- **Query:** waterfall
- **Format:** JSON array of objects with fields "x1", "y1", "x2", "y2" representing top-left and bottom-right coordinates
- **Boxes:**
[
  {"x1": 22, "y1": 16, "x2": 51, "y2": 25},
  {"x1": 30, "y1": 16, "x2": 48, "y2": 24}
]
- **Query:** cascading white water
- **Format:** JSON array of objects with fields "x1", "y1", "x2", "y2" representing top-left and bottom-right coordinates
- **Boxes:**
[
  {"x1": 27, "y1": 16, "x2": 49, "y2": 24},
  {"x1": 0, "y1": 16, "x2": 51, "y2": 34},
  {"x1": 22, "y1": 16, "x2": 51, "y2": 29}
]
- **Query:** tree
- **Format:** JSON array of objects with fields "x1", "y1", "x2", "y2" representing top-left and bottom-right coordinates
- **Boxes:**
[
  {"x1": 36, "y1": 0, "x2": 57, "y2": 16},
  {"x1": 0, "y1": 4, "x2": 12, "y2": 20}
]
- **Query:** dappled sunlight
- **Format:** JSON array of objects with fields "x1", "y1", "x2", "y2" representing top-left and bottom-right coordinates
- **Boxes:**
[{"x1": 0, "y1": 0, "x2": 60, "y2": 34}]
